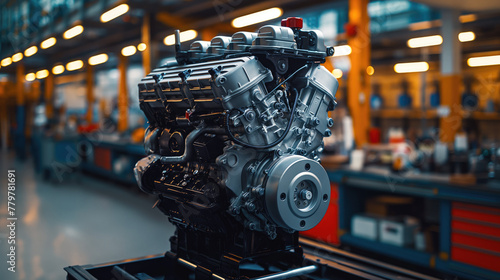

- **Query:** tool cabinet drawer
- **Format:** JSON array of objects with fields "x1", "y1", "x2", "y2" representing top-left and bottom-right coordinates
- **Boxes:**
[{"x1": 451, "y1": 202, "x2": 500, "y2": 273}]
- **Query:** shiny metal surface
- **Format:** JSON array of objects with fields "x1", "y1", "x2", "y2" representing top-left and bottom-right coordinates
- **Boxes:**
[
  {"x1": 0, "y1": 151, "x2": 175, "y2": 279},
  {"x1": 250, "y1": 265, "x2": 317, "y2": 280},
  {"x1": 264, "y1": 155, "x2": 330, "y2": 231}
]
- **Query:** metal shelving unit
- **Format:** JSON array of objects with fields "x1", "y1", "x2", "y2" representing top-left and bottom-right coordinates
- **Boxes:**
[{"x1": 324, "y1": 168, "x2": 500, "y2": 280}]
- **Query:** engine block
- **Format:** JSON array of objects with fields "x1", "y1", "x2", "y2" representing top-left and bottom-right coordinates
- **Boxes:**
[{"x1": 134, "y1": 18, "x2": 338, "y2": 272}]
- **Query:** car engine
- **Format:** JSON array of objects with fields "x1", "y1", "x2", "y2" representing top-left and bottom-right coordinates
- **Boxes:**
[{"x1": 134, "y1": 17, "x2": 338, "y2": 279}]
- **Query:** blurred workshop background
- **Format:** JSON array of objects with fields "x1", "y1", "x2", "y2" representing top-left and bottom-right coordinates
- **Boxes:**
[{"x1": 1, "y1": 0, "x2": 500, "y2": 279}]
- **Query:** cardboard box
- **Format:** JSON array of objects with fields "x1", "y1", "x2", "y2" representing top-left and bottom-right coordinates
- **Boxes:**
[
  {"x1": 352, "y1": 214, "x2": 379, "y2": 241},
  {"x1": 366, "y1": 196, "x2": 413, "y2": 217},
  {"x1": 379, "y1": 216, "x2": 419, "y2": 247}
]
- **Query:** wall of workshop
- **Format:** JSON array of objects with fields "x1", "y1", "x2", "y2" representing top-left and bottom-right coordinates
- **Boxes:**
[
  {"x1": 369, "y1": 63, "x2": 500, "y2": 143},
  {"x1": 464, "y1": 65, "x2": 500, "y2": 143},
  {"x1": 370, "y1": 62, "x2": 441, "y2": 109},
  {"x1": 53, "y1": 65, "x2": 146, "y2": 129},
  {"x1": 463, "y1": 66, "x2": 500, "y2": 110}
]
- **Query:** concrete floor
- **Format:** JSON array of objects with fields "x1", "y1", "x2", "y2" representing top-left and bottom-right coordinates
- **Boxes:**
[{"x1": 0, "y1": 150, "x2": 175, "y2": 279}]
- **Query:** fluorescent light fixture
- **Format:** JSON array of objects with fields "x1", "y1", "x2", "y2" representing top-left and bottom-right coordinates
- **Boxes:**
[
  {"x1": 467, "y1": 55, "x2": 500, "y2": 67},
  {"x1": 459, "y1": 14, "x2": 476, "y2": 23},
  {"x1": 409, "y1": 20, "x2": 438, "y2": 31},
  {"x1": 1, "y1": 57, "x2": 12, "y2": 67},
  {"x1": 366, "y1": 66, "x2": 374, "y2": 76},
  {"x1": 25, "y1": 46, "x2": 38, "y2": 57},
  {"x1": 394, "y1": 62, "x2": 429, "y2": 73},
  {"x1": 52, "y1": 65, "x2": 65, "y2": 75},
  {"x1": 164, "y1": 30, "x2": 198, "y2": 46},
  {"x1": 333, "y1": 45, "x2": 352, "y2": 57},
  {"x1": 100, "y1": 4, "x2": 129, "y2": 22},
  {"x1": 36, "y1": 69, "x2": 49, "y2": 79},
  {"x1": 407, "y1": 35, "x2": 442, "y2": 48},
  {"x1": 332, "y1": 69, "x2": 343, "y2": 79},
  {"x1": 12, "y1": 52, "x2": 23, "y2": 62},
  {"x1": 41, "y1": 37, "x2": 56, "y2": 49},
  {"x1": 121, "y1": 45, "x2": 137, "y2": 57},
  {"x1": 231, "y1": 7, "x2": 283, "y2": 28},
  {"x1": 88, "y1": 53, "x2": 108, "y2": 65},
  {"x1": 459, "y1": 31, "x2": 475, "y2": 42},
  {"x1": 25, "y1": 73, "x2": 36, "y2": 81},
  {"x1": 138, "y1": 43, "x2": 147, "y2": 52},
  {"x1": 66, "y1": 60, "x2": 84, "y2": 71},
  {"x1": 63, "y1": 25, "x2": 84, "y2": 39}
]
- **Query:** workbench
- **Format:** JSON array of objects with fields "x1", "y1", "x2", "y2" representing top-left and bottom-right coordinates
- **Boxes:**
[
  {"x1": 78, "y1": 135, "x2": 145, "y2": 185},
  {"x1": 303, "y1": 166, "x2": 500, "y2": 280}
]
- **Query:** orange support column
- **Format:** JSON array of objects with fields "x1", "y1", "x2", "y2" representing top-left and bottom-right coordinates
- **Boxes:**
[
  {"x1": 142, "y1": 13, "x2": 152, "y2": 76},
  {"x1": 347, "y1": 0, "x2": 371, "y2": 147},
  {"x1": 118, "y1": 55, "x2": 129, "y2": 132},
  {"x1": 16, "y1": 64, "x2": 25, "y2": 106},
  {"x1": 440, "y1": 75, "x2": 462, "y2": 143},
  {"x1": 25, "y1": 81, "x2": 41, "y2": 139},
  {"x1": 45, "y1": 72, "x2": 54, "y2": 119},
  {"x1": 15, "y1": 63, "x2": 27, "y2": 158},
  {"x1": 31, "y1": 80, "x2": 42, "y2": 102},
  {"x1": 86, "y1": 65, "x2": 94, "y2": 124},
  {"x1": 439, "y1": 9, "x2": 462, "y2": 143}
]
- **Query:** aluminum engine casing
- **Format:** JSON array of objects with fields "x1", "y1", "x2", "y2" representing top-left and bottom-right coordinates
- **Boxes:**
[{"x1": 135, "y1": 23, "x2": 338, "y2": 239}]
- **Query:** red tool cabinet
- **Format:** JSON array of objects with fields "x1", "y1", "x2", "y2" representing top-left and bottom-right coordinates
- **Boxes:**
[
  {"x1": 301, "y1": 183, "x2": 340, "y2": 245},
  {"x1": 451, "y1": 202, "x2": 500, "y2": 273}
]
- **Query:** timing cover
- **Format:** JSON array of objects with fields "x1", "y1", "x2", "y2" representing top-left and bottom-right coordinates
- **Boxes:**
[{"x1": 264, "y1": 155, "x2": 330, "y2": 231}]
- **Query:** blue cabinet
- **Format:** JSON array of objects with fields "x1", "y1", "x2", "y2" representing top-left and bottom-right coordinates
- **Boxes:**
[{"x1": 329, "y1": 168, "x2": 500, "y2": 280}]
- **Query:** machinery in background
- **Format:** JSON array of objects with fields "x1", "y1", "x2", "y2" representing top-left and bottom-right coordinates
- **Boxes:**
[
  {"x1": 398, "y1": 79, "x2": 412, "y2": 108},
  {"x1": 134, "y1": 17, "x2": 338, "y2": 279},
  {"x1": 370, "y1": 83, "x2": 384, "y2": 110}
]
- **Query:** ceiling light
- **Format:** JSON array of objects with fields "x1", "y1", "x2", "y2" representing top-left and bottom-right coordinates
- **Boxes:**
[
  {"x1": 164, "y1": 30, "x2": 198, "y2": 46},
  {"x1": 407, "y1": 35, "x2": 442, "y2": 48},
  {"x1": 12, "y1": 52, "x2": 23, "y2": 62},
  {"x1": 63, "y1": 25, "x2": 84, "y2": 39},
  {"x1": 332, "y1": 69, "x2": 343, "y2": 79},
  {"x1": 467, "y1": 55, "x2": 500, "y2": 67},
  {"x1": 121, "y1": 45, "x2": 137, "y2": 56},
  {"x1": 88, "y1": 53, "x2": 108, "y2": 65},
  {"x1": 366, "y1": 66, "x2": 374, "y2": 76},
  {"x1": 333, "y1": 45, "x2": 352, "y2": 57},
  {"x1": 459, "y1": 14, "x2": 476, "y2": 23},
  {"x1": 394, "y1": 62, "x2": 429, "y2": 73},
  {"x1": 25, "y1": 73, "x2": 36, "y2": 81},
  {"x1": 138, "y1": 43, "x2": 147, "y2": 52},
  {"x1": 41, "y1": 37, "x2": 57, "y2": 49},
  {"x1": 36, "y1": 69, "x2": 49, "y2": 79},
  {"x1": 231, "y1": 8, "x2": 283, "y2": 28},
  {"x1": 100, "y1": 4, "x2": 129, "y2": 22},
  {"x1": 1, "y1": 57, "x2": 12, "y2": 67},
  {"x1": 25, "y1": 46, "x2": 38, "y2": 57},
  {"x1": 66, "y1": 60, "x2": 84, "y2": 71},
  {"x1": 408, "y1": 20, "x2": 441, "y2": 31},
  {"x1": 52, "y1": 65, "x2": 65, "y2": 75},
  {"x1": 458, "y1": 31, "x2": 475, "y2": 42}
]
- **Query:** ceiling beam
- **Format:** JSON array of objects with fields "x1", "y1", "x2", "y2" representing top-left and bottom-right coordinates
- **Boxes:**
[{"x1": 155, "y1": 12, "x2": 194, "y2": 30}]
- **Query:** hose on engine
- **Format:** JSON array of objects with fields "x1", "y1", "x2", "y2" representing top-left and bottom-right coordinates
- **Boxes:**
[
  {"x1": 225, "y1": 86, "x2": 299, "y2": 149},
  {"x1": 224, "y1": 63, "x2": 311, "y2": 149},
  {"x1": 258, "y1": 64, "x2": 309, "y2": 104}
]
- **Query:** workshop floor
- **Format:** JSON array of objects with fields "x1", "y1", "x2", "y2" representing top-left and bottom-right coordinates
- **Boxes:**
[{"x1": 0, "y1": 150, "x2": 175, "y2": 280}]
